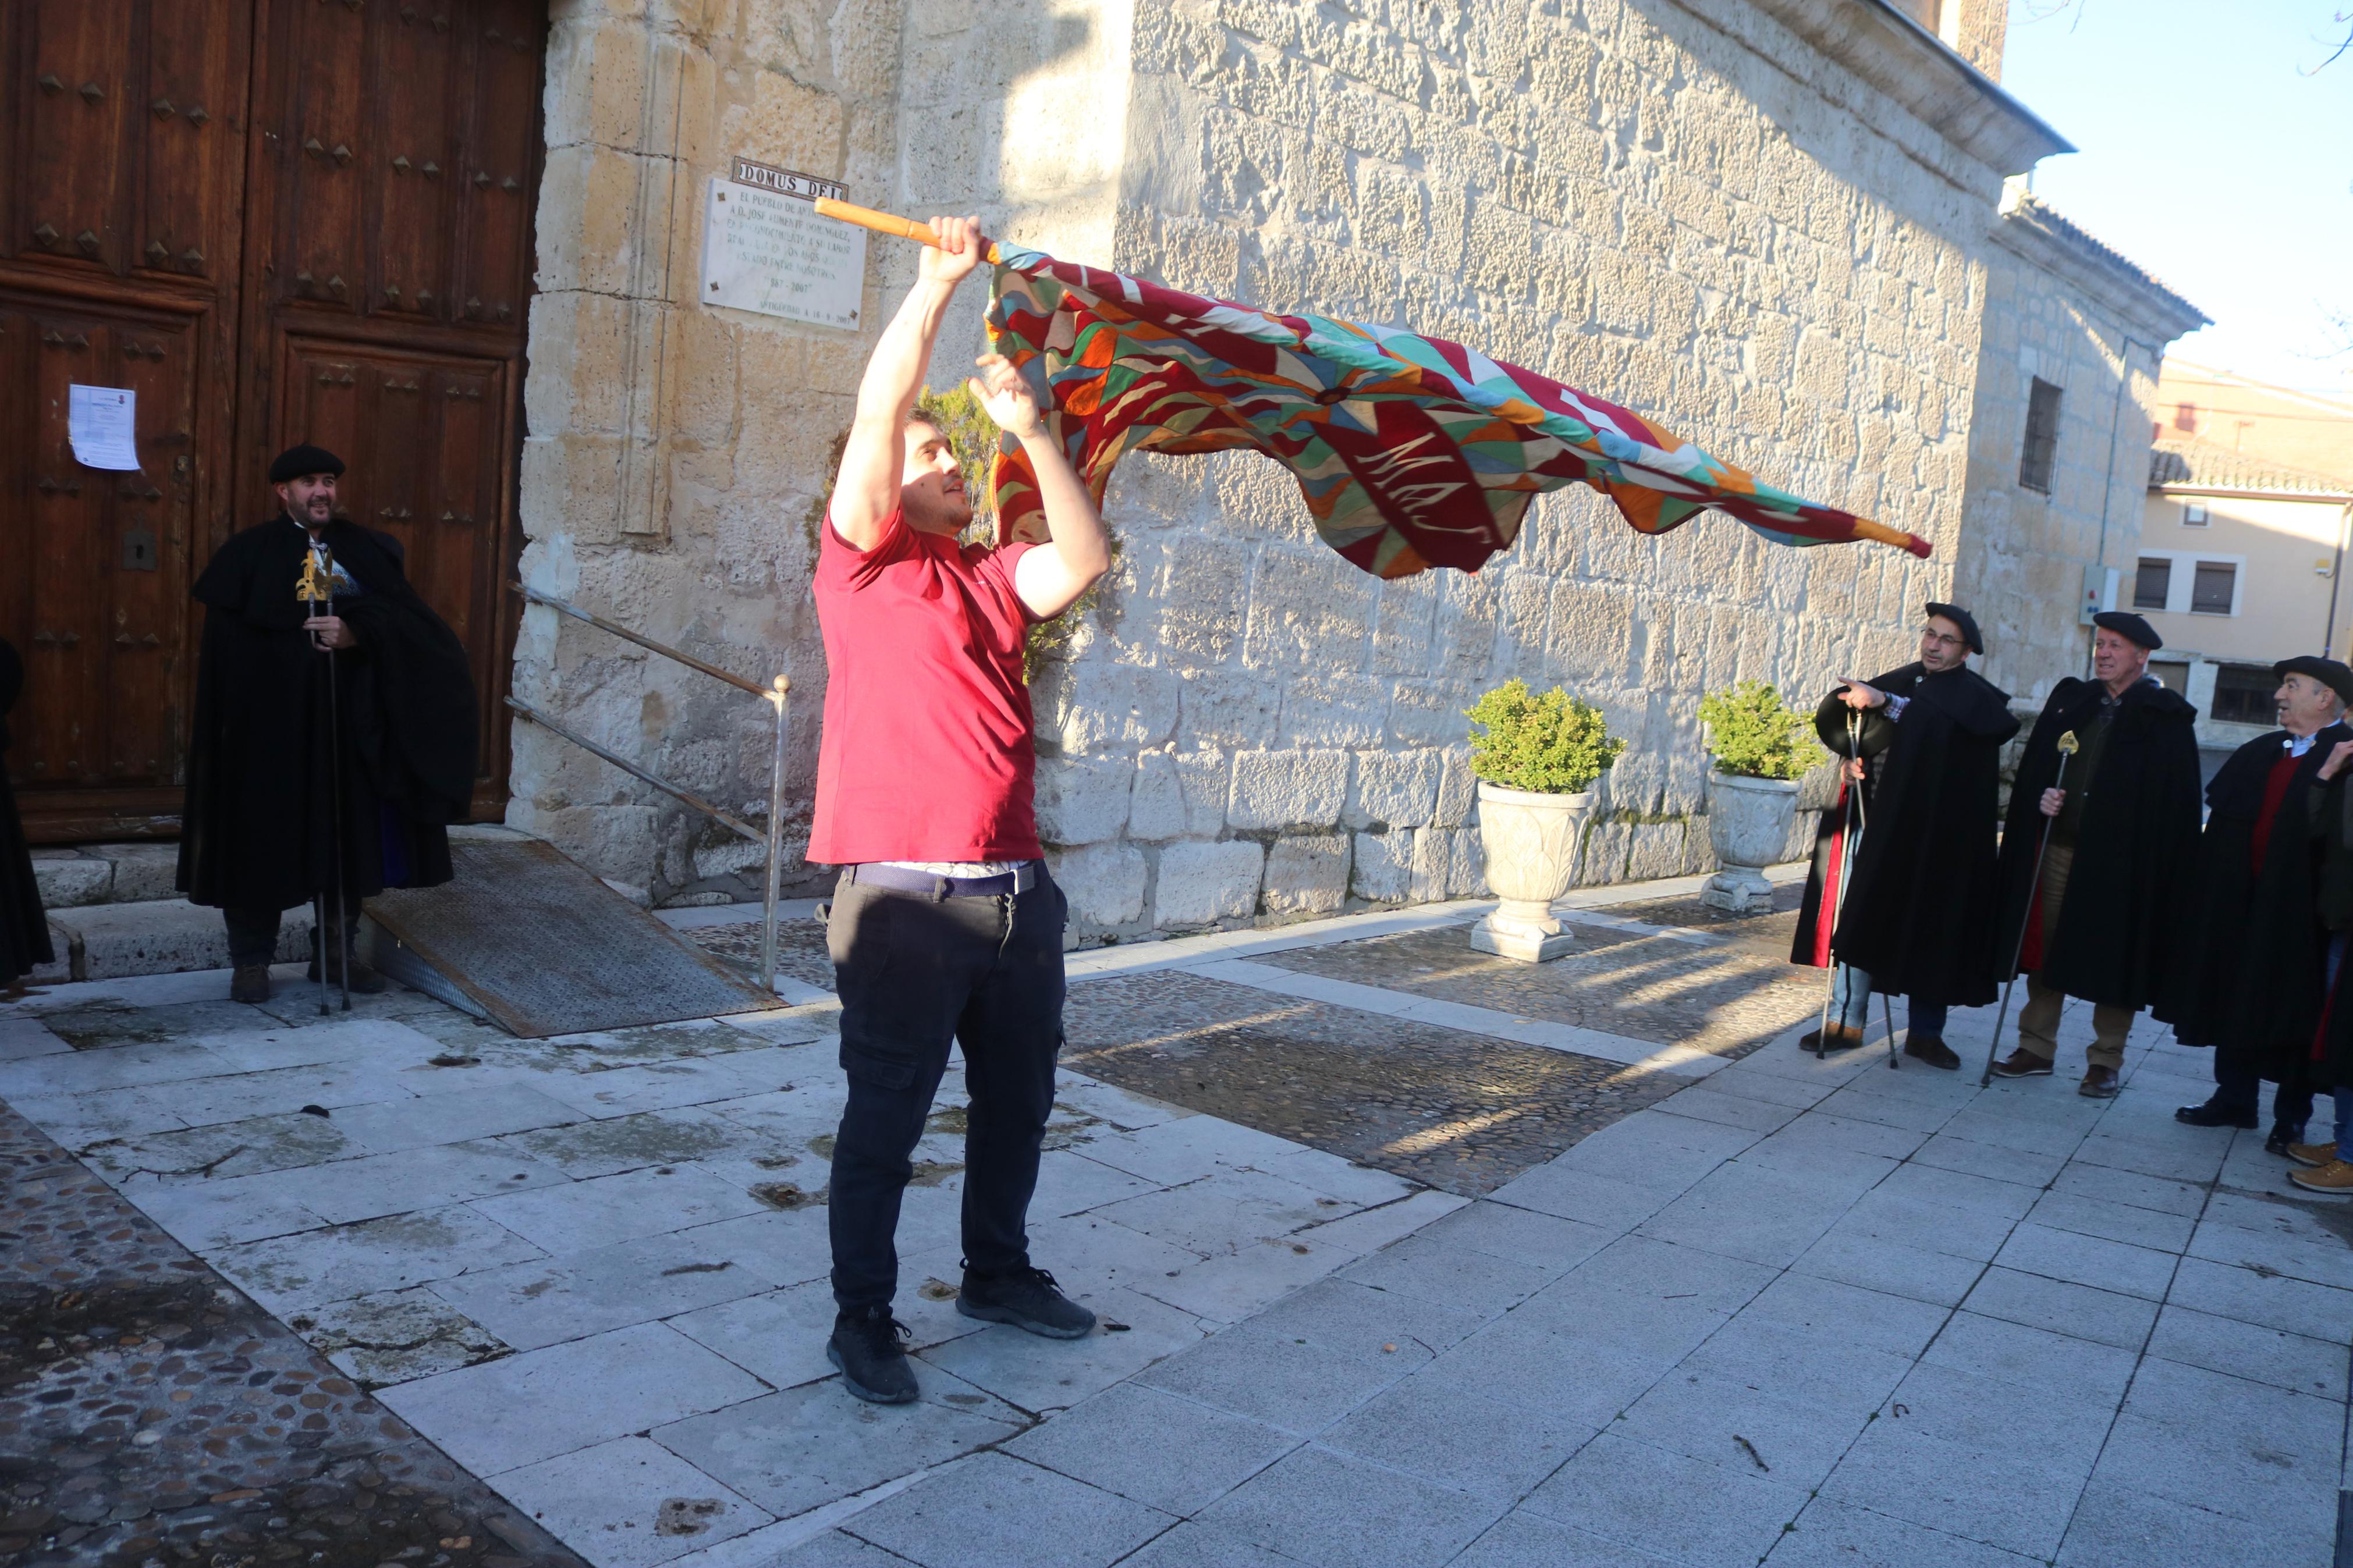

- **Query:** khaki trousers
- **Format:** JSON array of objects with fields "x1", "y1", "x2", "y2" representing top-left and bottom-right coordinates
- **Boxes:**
[{"x1": 2015, "y1": 842, "x2": 2132, "y2": 1071}]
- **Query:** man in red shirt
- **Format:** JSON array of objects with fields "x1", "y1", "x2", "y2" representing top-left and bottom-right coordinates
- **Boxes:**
[{"x1": 812, "y1": 215, "x2": 1112, "y2": 1405}]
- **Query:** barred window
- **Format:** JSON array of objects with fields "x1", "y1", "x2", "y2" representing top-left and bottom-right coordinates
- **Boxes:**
[
  {"x1": 2020, "y1": 378, "x2": 2062, "y2": 493},
  {"x1": 2212, "y1": 664, "x2": 2276, "y2": 724}
]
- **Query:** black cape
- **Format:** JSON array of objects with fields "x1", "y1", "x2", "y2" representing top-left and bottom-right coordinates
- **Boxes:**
[
  {"x1": 2157, "y1": 726, "x2": 2347, "y2": 1077},
  {"x1": 2308, "y1": 771, "x2": 2353, "y2": 1089},
  {"x1": 1, "y1": 639, "x2": 56, "y2": 985},
  {"x1": 1793, "y1": 683, "x2": 1896, "y2": 972},
  {"x1": 1818, "y1": 665, "x2": 2019, "y2": 1007},
  {"x1": 1993, "y1": 677, "x2": 2202, "y2": 1010},
  {"x1": 176, "y1": 517, "x2": 477, "y2": 912}
]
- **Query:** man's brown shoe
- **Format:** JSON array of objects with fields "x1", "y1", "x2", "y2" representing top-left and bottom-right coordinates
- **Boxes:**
[
  {"x1": 2288, "y1": 1142, "x2": 2342, "y2": 1170},
  {"x1": 1990, "y1": 1048, "x2": 2054, "y2": 1079},
  {"x1": 2078, "y1": 1065, "x2": 2120, "y2": 1098},
  {"x1": 1903, "y1": 1034, "x2": 1961, "y2": 1070},
  {"x1": 2289, "y1": 1160, "x2": 2353, "y2": 1198},
  {"x1": 230, "y1": 963, "x2": 271, "y2": 1004},
  {"x1": 1799, "y1": 1022, "x2": 1865, "y2": 1053}
]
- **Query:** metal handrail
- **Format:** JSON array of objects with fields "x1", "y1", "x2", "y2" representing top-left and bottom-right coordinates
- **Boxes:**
[{"x1": 507, "y1": 584, "x2": 794, "y2": 997}]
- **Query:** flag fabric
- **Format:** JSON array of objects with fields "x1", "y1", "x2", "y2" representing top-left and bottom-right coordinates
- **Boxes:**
[{"x1": 982, "y1": 244, "x2": 1930, "y2": 576}]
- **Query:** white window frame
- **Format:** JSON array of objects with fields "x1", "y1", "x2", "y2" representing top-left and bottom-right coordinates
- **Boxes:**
[{"x1": 2134, "y1": 548, "x2": 2245, "y2": 617}]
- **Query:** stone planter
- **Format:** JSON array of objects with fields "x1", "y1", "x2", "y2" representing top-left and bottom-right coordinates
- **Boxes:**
[
  {"x1": 1702, "y1": 769, "x2": 1800, "y2": 913},
  {"x1": 1470, "y1": 781, "x2": 1592, "y2": 962}
]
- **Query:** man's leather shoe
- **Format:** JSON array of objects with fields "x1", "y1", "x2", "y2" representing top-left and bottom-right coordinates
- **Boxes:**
[
  {"x1": 1902, "y1": 1034, "x2": 1961, "y2": 1070},
  {"x1": 230, "y1": 963, "x2": 271, "y2": 1004},
  {"x1": 1990, "y1": 1048, "x2": 2054, "y2": 1078},
  {"x1": 2266, "y1": 1124, "x2": 2310, "y2": 1158},
  {"x1": 1798, "y1": 1022, "x2": 1865, "y2": 1053},
  {"x1": 2078, "y1": 1065, "x2": 2120, "y2": 1098},
  {"x1": 2175, "y1": 1098, "x2": 2259, "y2": 1130},
  {"x1": 827, "y1": 1307, "x2": 918, "y2": 1403}
]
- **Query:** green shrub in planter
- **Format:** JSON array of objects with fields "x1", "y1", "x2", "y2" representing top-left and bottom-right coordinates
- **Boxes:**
[
  {"x1": 1464, "y1": 679, "x2": 1624, "y2": 794},
  {"x1": 1698, "y1": 679, "x2": 1821, "y2": 781}
]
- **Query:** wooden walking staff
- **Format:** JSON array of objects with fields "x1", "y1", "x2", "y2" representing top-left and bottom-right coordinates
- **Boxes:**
[
  {"x1": 1978, "y1": 729, "x2": 2081, "y2": 1087},
  {"x1": 811, "y1": 198, "x2": 999, "y2": 261},
  {"x1": 296, "y1": 547, "x2": 353, "y2": 1014}
]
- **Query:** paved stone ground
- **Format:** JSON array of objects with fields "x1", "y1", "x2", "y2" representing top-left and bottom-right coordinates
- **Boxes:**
[
  {"x1": 9, "y1": 874, "x2": 2352, "y2": 1566},
  {"x1": 0, "y1": 1097, "x2": 584, "y2": 1566}
]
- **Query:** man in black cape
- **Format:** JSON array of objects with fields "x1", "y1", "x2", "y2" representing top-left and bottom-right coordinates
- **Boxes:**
[
  {"x1": 1989, "y1": 611, "x2": 2202, "y2": 1097},
  {"x1": 2290, "y1": 733, "x2": 2353, "y2": 1194},
  {"x1": 1, "y1": 637, "x2": 56, "y2": 993},
  {"x1": 176, "y1": 445, "x2": 478, "y2": 1002},
  {"x1": 2164, "y1": 657, "x2": 2352, "y2": 1150},
  {"x1": 1790, "y1": 604, "x2": 2018, "y2": 1066}
]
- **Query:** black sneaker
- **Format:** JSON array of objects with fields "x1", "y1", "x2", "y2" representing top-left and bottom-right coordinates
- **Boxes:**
[
  {"x1": 2174, "y1": 1098, "x2": 2259, "y2": 1130},
  {"x1": 957, "y1": 1265, "x2": 1097, "y2": 1340},
  {"x1": 826, "y1": 1307, "x2": 918, "y2": 1404}
]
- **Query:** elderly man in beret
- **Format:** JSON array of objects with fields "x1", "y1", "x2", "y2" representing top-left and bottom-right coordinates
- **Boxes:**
[
  {"x1": 177, "y1": 445, "x2": 477, "y2": 1002},
  {"x1": 2166, "y1": 656, "x2": 2353, "y2": 1150},
  {"x1": 1792, "y1": 602, "x2": 2018, "y2": 1065},
  {"x1": 1989, "y1": 611, "x2": 2204, "y2": 1096}
]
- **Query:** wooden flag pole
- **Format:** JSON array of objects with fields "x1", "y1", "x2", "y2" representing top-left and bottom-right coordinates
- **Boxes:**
[{"x1": 812, "y1": 198, "x2": 1004, "y2": 265}]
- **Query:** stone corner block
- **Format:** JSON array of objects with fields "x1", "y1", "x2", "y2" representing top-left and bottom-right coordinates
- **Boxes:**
[{"x1": 31, "y1": 853, "x2": 113, "y2": 909}]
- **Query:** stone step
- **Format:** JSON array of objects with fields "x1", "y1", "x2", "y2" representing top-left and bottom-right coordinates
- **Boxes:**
[
  {"x1": 30, "y1": 842, "x2": 182, "y2": 909},
  {"x1": 36, "y1": 897, "x2": 309, "y2": 984}
]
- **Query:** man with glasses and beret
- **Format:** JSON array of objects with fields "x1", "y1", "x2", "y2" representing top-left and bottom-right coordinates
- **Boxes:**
[
  {"x1": 2166, "y1": 656, "x2": 2353, "y2": 1151},
  {"x1": 1793, "y1": 602, "x2": 2018, "y2": 1065},
  {"x1": 1989, "y1": 611, "x2": 2203, "y2": 1097},
  {"x1": 177, "y1": 444, "x2": 477, "y2": 1004}
]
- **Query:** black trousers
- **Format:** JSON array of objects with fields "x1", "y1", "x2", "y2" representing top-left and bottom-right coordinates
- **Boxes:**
[
  {"x1": 223, "y1": 895, "x2": 363, "y2": 970},
  {"x1": 825, "y1": 865, "x2": 1066, "y2": 1313},
  {"x1": 2214, "y1": 1056, "x2": 2316, "y2": 1135}
]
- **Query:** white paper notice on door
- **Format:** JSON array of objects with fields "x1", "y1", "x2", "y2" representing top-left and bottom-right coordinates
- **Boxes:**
[{"x1": 69, "y1": 384, "x2": 141, "y2": 471}]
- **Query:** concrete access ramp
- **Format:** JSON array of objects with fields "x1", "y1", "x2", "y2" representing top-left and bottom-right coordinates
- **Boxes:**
[{"x1": 361, "y1": 837, "x2": 773, "y2": 1037}]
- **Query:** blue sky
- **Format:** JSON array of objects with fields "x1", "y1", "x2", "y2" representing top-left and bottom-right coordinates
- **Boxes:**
[{"x1": 1998, "y1": 0, "x2": 2352, "y2": 393}]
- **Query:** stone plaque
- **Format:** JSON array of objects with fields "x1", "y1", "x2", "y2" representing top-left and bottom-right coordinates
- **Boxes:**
[{"x1": 700, "y1": 161, "x2": 864, "y2": 330}]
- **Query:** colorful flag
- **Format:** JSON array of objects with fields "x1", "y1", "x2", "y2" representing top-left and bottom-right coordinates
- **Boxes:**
[{"x1": 984, "y1": 246, "x2": 1930, "y2": 576}]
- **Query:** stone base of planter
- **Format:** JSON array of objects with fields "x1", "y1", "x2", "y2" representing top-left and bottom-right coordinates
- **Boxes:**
[
  {"x1": 1701, "y1": 864, "x2": 1776, "y2": 913},
  {"x1": 1470, "y1": 912, "x2": 1576, "y2": 962}
]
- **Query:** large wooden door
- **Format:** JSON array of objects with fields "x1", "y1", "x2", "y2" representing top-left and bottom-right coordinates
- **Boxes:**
[{"x1": 0, "y1": 0, "x2": 544, "y2": 841}]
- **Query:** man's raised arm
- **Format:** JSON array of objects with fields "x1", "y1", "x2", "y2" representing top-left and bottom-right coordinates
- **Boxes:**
[
  {"x1": 831, "y1": 216, "x2": 982, "y2": 552},
  {"x1": 973, "y1": 354, "x2": 1112, "y2": 620}
]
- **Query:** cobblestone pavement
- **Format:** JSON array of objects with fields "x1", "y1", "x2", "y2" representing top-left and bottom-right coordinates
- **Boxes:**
[
  {"x1": 680, "y1": 920, "x2": 833, "y2": 995},
  {"x1": 1062, "y1": 970, "x2": 1683, "y2": 1197},
  {"x1": 0, "y1": 1097, "x2": 584, "y2": 1567}
]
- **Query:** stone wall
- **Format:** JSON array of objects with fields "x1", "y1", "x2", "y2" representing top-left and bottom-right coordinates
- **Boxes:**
[
  {"x1": 1011, "y1": 0, "x2": 2047, "y2": 938},
  {"x1": 512, "y1": 0, "x2": 908, "y2": 899},
  {"x1": 1950, "y1": 186, "x2": 2207, "y2": 706},
  {"x1": 510, "y1": 0, "x2": 2124, "y2": 934}
]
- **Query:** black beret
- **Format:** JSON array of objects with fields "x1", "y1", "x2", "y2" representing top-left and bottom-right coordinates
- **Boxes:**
[
  {"x1": 268, "y1": 444, "x2": 345, "y2": 484},
  {"x1": 2092, "y1": 610, "x2": 2163, "y2": 651},
  {"x1": 2274, "y1": 655, "x2": 2353, "y2": 708},
  {"x1": 1923, "y1": 601, "x2": 1983, "y2": 655}
]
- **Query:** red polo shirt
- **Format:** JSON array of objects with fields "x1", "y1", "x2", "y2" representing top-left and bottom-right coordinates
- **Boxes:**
[{"x1": 808, "y1": 505, "x2": 1042, "y2": 865}]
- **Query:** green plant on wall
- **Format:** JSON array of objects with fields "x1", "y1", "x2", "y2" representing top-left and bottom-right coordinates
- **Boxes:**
[
  {"x1": 1698, "y1": 679, "x2": 1822, "y2": 781},
  {"x1": 1464, "y1": 679, "x2": 1624, "y2": 794}
]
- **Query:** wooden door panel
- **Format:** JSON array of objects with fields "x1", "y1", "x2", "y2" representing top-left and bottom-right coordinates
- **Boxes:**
[
  {"x1": 375, "y1": 5, "x2": 458, "y2": 320},
  {"x1": 137, "y1": 0, "x2": 245, "y2": 283},
  {"x1": 4, "y1": 301, "x2": 196, "y2": 793},
  {"x1": 9, "y1": 0, "x2": 139, "y2": 275},
  {"x1": 273, "y1": 0, "x2": 370, "y2": 316},
  {"x1": 455, "y1": 0, "x2": 542, "y2": 328}
]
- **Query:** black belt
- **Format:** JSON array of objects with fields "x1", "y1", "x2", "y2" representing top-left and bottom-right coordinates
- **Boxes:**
[{"x1": 847, "y1": 862, "x2": 1038, "y2": 898}]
